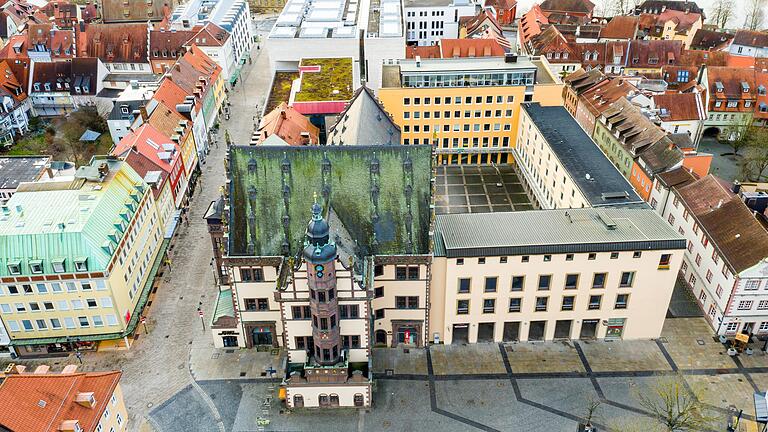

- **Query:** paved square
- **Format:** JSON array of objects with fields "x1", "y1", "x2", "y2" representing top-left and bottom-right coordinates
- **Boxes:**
[
  {"x1": 505, "y1": 341, "x2": 585, "y2": 374},
  {"x1": 430, "y1": 344, "x2": 507, "y2": 375},
  {"x1": 372, "y1": 347, "x2": 427, "y2": 375},
  {"x1": 685, "y1": 373, "x2": 759, "y2": 413},
  {"x1": 660, "y1": 318, "x2": 737, "y2": 370},
  {"x1": 579, "y1": 340, "x2": 672, "y2": 372}
]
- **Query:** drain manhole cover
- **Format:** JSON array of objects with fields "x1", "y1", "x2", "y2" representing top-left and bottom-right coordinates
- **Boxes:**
[
  {"x1": 225, "y1": 349, "x2": 234, "y2": 354},
  {"x1": 147, "y1": 402, "x2": 154, "y2": 408},
  {"x1": 697, "y1": 339, "x2": 705, "y2": 345}
]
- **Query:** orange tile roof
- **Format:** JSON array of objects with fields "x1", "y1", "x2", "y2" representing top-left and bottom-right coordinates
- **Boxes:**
[
  {"x1": 600, "y1": 15, "x2": 639, "y2": 40},
  {"x1": 405, "y1": 45, "x2": 440, "y2": 59},
  {"x1": 153, "y1": 78, "x2": 190, "y2": 113},
  {"x1": 257, "y1": 102, "x2": 320, "y2": 145},
  {"x1": 188, "y1": 23, "x2": 230, "y2": 47},
  {"x1": 440, "y1": 38, "x2": 505, "y2": 57},
  {"x1": 113, "y1": 123, "x2": 181, "y2": 174},
  {"x1": 148, "y1": 99, "x2": 192, "y2": 142},
  {"x1": 518, "y1": 4, "x2": 548, "y2": 44},
  {"x1": 726, "y1": 55, "x2": 756, "y2": 68},
  {"x1": 0, "y1": 59, "x2": 27, "y2": 102},
  {"x1": 653, "y1": 93, "x2": 702, "y2": 121},
  {"x1": 124, "y1": 150, "x2": 169, "y2": 198},
  {"x1": 0, "y1": 371, "x2": 121, "y2": 432}
]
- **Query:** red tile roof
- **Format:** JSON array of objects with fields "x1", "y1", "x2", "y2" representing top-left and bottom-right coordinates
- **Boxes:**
[
  {"x1": 257, "y1": 102, "x2": 320, "y2": 145},
  {"x1": 579, "y1": 77, "x2": 638, "y2": 116},
  {"x1": 77, "y1": 23, "x2": 149, "y2": 64},
  {"x1": 405, "y1": 45, "x2": 440, "y2": 59},
  {"x1": 733, "y1": 29, "x2": 768, "y2": 48},
  {"x1": 150, "y1": 29, "x2": 196, "y2": 61},
  {"x1": 539, "y1": 0, "x2": 594, "y2": 15},
  {"x1": 627, "y1": 39, "x2": 682, "y2": 69},
  {"x1": 0, "y1": 59, "x2": 27, "y2": 102},
  {"x1": 600, "y1": 15, "x2": 639, "y2": 40},
  {"x1": 187, "y1": 23, "x2": 230, "y2": 47},
  {"x1": 147, "y1": 99, "x2": 192, "y2": 142},
  {"x1": 0, "y1": 371, "x2": 122, "y2": 432},
  {"x1": 653, "y1": 93, "x2": 702, "y2": 121},
  {"x1": 124, "y1": 150, "x2": 170, "y2": 198},
  {"x1": 518, "y1": 4, "x2": 548, "y2": 45},
  {"x1": 112, "y1": 123, "x2": 182, "y2": 175},
  {"x1": 679, "y1": 49, "x2": 729, "y2": 67},
  {"x1": 655, "y1": 9, "x2": 701, "y2": 33},
  {"x1": 38, "y1": 1, "x2": 79, "y2": 28},
  {"x1": 153, "y1": 78, "x2": 190, "y2": 115},
  {"x1": 690, "y1": 29, "x2": 733, "y2": 51},
  {"x1": 707, "y1": 66, "x2": 757, "y2": 112},
  {"x1": 440, "y1": 38, "x2": 505, "y2": 57}
]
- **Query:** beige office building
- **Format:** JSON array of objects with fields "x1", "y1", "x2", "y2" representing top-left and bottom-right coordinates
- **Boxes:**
[{"x1": 431, "y1": 208, "x2": 685, "y2": 343}]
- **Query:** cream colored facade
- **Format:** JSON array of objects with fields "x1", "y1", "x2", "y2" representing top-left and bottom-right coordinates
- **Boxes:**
[
  {"x1": 95, "y1": 383, "x2": 129, "y2": 432},
  {"x1": 377, "y1": 56, "x2": 563, "y2": 165},
  {"x1": 0, "y1": 159, "x2": 164, "y2": 356},
  {"x1": 431, "y1": 209, "x2": 686, "y2": 343},
  {"x1": 431, "y1": 250, "x2": 683, "y2": 343},
  {"x1": 514, "y1": 103, "x2": 644, "y2": 209}
]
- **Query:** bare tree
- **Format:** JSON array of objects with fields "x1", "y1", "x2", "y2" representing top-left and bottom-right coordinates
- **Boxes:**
[
  {"x1": 607, "y1": 0, "x2": 639, "y2": 15},
  {"x1": 636, "y1": 377, "x2": 717, "y2": 432},
  {"x1": 723, "y1": 113, "x2": 757, "y2": 156},
  {"x1": 745, "y1": 0, "x2": 766, "y2": 31},
  {"x1": 580, "y1": 396, "x2": 602, "y2": 431},
  {"x1": 710, "y1": 0, "x2": 736, "y2": 29},
  {"x1": 740, "y1": 125, "x2": 768, "y2": 181}
]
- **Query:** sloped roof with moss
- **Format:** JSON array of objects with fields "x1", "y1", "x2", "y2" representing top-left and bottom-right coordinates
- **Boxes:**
[{"x1": 228, "y1": 145, "x2": 432, "y2": 257}]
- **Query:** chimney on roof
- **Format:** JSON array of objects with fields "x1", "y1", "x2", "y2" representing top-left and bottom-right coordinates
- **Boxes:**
[
  {"x1": 732, "y1": 181, "x2": 741, "y2": 194},
  {"x1": 174, "y1": 63, "x2": 181, "y2": 72},
  {"x1": 280, "y1": 109, "x2": 287, "y2": 119}
]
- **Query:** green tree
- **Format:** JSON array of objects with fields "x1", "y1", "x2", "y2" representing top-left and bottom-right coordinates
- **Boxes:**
[{"x1": 636, "y1": 377, "x2": 717, "y2": 432}]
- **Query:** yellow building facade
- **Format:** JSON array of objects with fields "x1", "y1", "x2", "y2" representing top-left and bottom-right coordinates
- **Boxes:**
[
  {"x1": 378, "y1": 56, "x2": 563, "y2": 165},
  {"x1": 0, "y1": 158, "x2": 164, "y2": 356}
]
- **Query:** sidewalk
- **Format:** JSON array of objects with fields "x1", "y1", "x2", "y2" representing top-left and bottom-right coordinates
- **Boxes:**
[{"x1": 189, "y1": 338, "x2": 283, "y2": 382}]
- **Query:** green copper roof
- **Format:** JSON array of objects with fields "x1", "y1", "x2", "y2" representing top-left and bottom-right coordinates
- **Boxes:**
[
  {"x1": 0, "y1": 157, "x2": 147, "y2": 276},
  {"x1": 228, "y1": 145, "x2": 433, "y2": 257},
  {"x1": 212, "y1": 288, "x2": 234, "y2": 324}
]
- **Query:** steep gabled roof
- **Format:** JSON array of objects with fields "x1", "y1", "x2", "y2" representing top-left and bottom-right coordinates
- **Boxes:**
[
  {"x1": 600, "y1": 15, "x2": 639, "y2": 40},
  {"x1": 149, "y1": 29, "x2": 195, "y2": 62},
  {"x1": 539, "y1": 0, "x2": 594, "y2": 14},
  {"x1": 112, "y1": 123, "x2": 182, "y2": 175},
  {"x1": 327, "y1": 86, "x2": 400, "y2": 146},
  {"x1": 257, "y1": 102, "x2": 319, "y2": 146},
  {"x1": 0, "y1": 371, "x2": 122, "y2": 432},
  {"x1": 124, "y1": 150, "x2": 170, "y2": 199},
  {"x1": 627, "y1": 39, "x2": 682, "y2": 69},
  {"x1": 187, "y1": 22, "x2": 230, "y2": 47},
  {"x1": 657, "y1": 166, "x2": 697, "y2": 188},
  {"x1": 100, "y1": 0, "x2": 175, "y2": 23},
  {"x1": 77, "y1": 23, "x2": 149, "y2": 64},
  {"x1": 733, "y1": 29, "x2": 768, "y2": 48},
  {"x1": 690, "y1": 29, "x2": 733, "y2": 51}
]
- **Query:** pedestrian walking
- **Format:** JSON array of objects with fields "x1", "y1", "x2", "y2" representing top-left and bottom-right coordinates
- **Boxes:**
[{"x1": 75, "y1": 350, "x2": 82, "y2": 365}]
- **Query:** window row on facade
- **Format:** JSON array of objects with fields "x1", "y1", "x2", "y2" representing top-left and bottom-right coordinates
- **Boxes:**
[{"x1": 455, "y1": 293, "x2": 630, "y2": 314}]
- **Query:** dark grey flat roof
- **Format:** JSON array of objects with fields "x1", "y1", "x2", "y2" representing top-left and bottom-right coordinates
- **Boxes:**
[
  {"x1": 434, "y1": 208, "x2": 685, "y2": 257},
  {"x1": 108, "y1": 100, "x2": 144, "y2": 121},
  {"x1": 0, "y1": 156, "x2": 51, "y2": 190},
  {"x1": 522, "y1": 103, "x2": 644, "y2": 208}
]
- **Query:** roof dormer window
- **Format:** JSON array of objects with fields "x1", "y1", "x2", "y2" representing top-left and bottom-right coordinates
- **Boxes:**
[
  {"x1": 29, "y1": 260, "x2": 43, "y2": 274},
  {"x1": 742, "y1": 82, "x2": 750, "y2": 93},
  {"x1": 7, "y1": 261, "x2": 20, "y2": 275},
  {"x1": 52, "y1": 258, "x2": 65, "y2": 273},
  {"x1": 715, "y1": 81, "x2": 724, "y2": 92},
  {"x1": 74, "y1": 258, "x2": 87, "y2": 272}
]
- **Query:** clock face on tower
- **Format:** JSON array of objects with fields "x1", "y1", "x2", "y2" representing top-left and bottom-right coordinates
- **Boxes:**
[{"x1": 315, "y1": 264, "x2": 324, "y2": 278}]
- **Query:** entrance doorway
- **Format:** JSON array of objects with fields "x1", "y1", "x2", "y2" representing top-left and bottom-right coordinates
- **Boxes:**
[
  {"x1": 605, "y1": 318, "x2": 625, "y2": 340},
  {"x1": 742, "y1": 322, "x2": 755, "y2": 335},
  {"x1": 554, "y1": 320, "x2": 572, "y2": 339},
  {"x1": 580, "y1": 320, "x2": 599, "y2": 339},
  {"x1": 503, "y1": 322, "x2": 520, "y2": 342},
  {"x1": 375, "y1": 330, "x2": 387, "y2": 346},
  {"x1": 222, "y1": 336, "x2": 238, "y2": 347},
  {"x1": 528, "y1": 321, "x2": 546, "y2": 341},
  {"x1": 452, "y1": 324, "x2": 469, "y2": 344},
  {"x1": 477, "y1": 323, "x2": 495, "y2": 342},
  {"x1": 251, "y1": 327, "x2": 273, "y2": 346}
]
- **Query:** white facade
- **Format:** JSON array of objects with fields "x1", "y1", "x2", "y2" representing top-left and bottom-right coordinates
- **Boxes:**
[
  {"x1": 729, "y1": 43, "x2": 768, "y2": 58},
  {"x1": 403, "y1": 0, "x2": 476, "y2": 46},
  {"x1": 171, "y1": 0, "x2": 253, "y2": 65},
  {"x1": 650, "y1": 178, "x2": 768, "y2": 337},
  {"x1": 188, "y1": 39, "x2": 237, "y2": 86},
  {"x1": 267, "y1": 0, "x2": 405, "y2": 92}
]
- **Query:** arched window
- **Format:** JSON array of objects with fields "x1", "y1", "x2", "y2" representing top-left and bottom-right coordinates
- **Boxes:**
[
  {"x1": 293, "y1": 394, "x2": 304, "y2": 408},
  {"x1": 375, "y1": 329, "x2": 387, "y2": 345},
  {"x1": 319, "y1": 394, "x2": 329, "y2": 407},
  {"x1": 354, "y1": 393, "x2": 364, "y2": 407},
  {"x1": 330, "y1": 394, "x2": 340, "y2": 407}
]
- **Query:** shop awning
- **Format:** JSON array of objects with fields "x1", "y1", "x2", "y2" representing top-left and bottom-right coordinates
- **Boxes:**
[{"x1": 164, "y1": 209, "x2": 182, "y2": 239}]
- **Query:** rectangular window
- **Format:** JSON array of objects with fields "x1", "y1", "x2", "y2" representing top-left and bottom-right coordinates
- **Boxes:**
[
  {"x1": 511, "y1": 276, "x2": 524, "y2": 291},
  {"x1": 457, "y1": 299, "x2": 469, "y2": 314},
  {"x1": 93, "y1": 315, "x2": 104, "y2": 327},
  {"x1": 86, "y1": 298, "x2": 98, "y2": 308},
  {"x1": 78, "y1": 316, "x2": 89, "y2": 327},
  {"x1": 538, "y1": 275, "x2": 551, "y2": 290},
  {"x1": 566, "y1": 254, "x2": 574, "y2": 261},
  {"x1": 564, "y1": 274, "x2": 579, "y2": 289},
  {"x1": 374, "y1": 286, "x2": 384, "y2": 298},
  {"x1": 738, "y1": 300, "x2": 753, "y2": 310},
  {"x1": 619, "y1": 272, "x2": 634, "y2": 288},
  {"x1": 64, "y1": 317, "x2": 76, "y2": 329},
  {"x1": 458, "y1": 278, "x2": 471, "y2": 293},
  {"x1": 588, "y1": 295, "x2": 602, "y2": 310},
  {"x1": 22, "y1": 320, "x2": 33, "y2": 331},
  {"x1": 658, "y1": 254, "x2": 671, "y2": 269},
  {"x1": 50, "y1": 318, "x2": 62, "y2": 329},
  {"x1": 610, "y1": 252, "x2": 619, "y2": 259},
  {"x1": 592, "y1": 273, "x2": 606, "y2": 289},
  {"x1": 485, "y1": 277, "x2": 498, "y2": 292},
  {"x1": 615, "y1": 294, "x2": 629, "y2": 309},
  {"x1": 257, "y1": 298, "x2": 268, "y2": 311},
  {"x1": 561, "y1": 296, "x2": 575, "y2": 311},
  {"x1": 509, "y1": 298, "x2": 522, "y2": 312},
  {"x1": 482, "y1": 298, "x2": 495, "y2": 313},
  {"x1": 588, "y1": 253, "x2": 596, "y2": 260},
  {"x1": 374, "y1": 309, "x2": 385, "y2": 319},
  {"x1": 745, "y1": 280, "x2": 761, "y2": 291},
  {"x1": 396, "y1": 296, "x2": 419, "y2": 309},
  {"x1": 535, "y1": 297, "x2": 548, "y2": 312}
]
